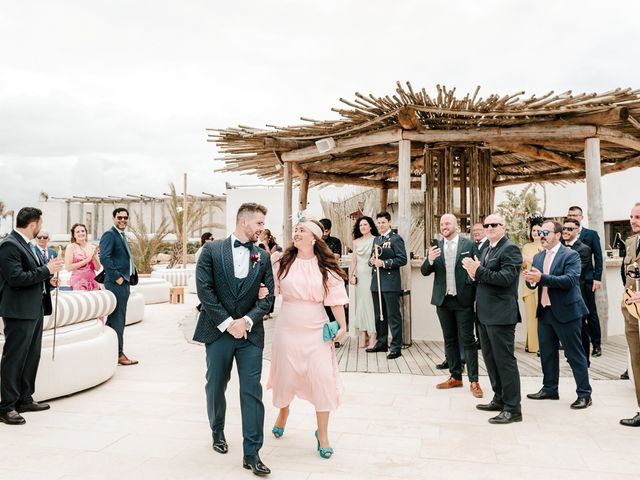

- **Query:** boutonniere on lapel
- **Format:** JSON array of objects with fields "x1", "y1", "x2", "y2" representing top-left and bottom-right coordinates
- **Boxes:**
[{"x1": 250, "y1": 252, "x2": 260, "y2": 268}]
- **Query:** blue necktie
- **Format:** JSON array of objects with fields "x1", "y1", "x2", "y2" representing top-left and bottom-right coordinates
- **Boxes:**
[{"x1": 234, "y1": 239, "x2": 253, "y2": 250}]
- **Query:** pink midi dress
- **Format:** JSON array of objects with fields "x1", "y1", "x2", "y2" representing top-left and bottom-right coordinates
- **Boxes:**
[{"x1": 267, "y1": 256, "x2": 348, "y2": 411}]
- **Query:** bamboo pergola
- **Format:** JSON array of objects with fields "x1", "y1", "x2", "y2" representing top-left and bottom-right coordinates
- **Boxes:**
[{"x1": 210, "y1": 83, "x2": 640, "y2": 341}]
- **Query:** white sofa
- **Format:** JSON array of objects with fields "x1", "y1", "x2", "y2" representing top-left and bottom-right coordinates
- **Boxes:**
[
  {"x1": 187, "y1": 275, "x2": 197, "y2": 294},
  {"x1": 151, "y1": 267, "x2": 195, "y2": 287},
  {"x1": 131, "y1": 277, "x2": 171, "y2": 304}
]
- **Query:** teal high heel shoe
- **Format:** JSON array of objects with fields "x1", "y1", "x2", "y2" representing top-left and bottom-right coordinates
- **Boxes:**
[
  {"x1": 314, "y1": 430, "x2": 334, "y2": 459},
  {"x1": 272, "y1": 425, "x2": 285, "y2": 439}
]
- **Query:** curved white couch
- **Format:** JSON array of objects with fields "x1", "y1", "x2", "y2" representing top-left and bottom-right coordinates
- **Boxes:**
[
  {"x1": 131, "y1": 277, "x2": 171, "y2": 304},
  {"x1": 1, "y1": 290, "x2": 118, "y2": 402},
  {"x1": 125, "y1": 291, "x2": 145, "y2": 325},
  {"x1": 187, "y1": 275, "x2": 197, "y2": 294},
  {"x1": 151, "y1": 268, "x2": 195, "y2": 287}
]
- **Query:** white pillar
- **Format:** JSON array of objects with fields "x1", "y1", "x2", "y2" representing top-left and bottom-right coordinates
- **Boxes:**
[
  {"x1": 398, "y1": 139, "x2": 412, "y2": 345},
  {"x1": 585, "y1": 137, "x2": 609, "y2": 341},
  {"x1": 283, "y1": 162, "x2": 293, "y2": 246}
]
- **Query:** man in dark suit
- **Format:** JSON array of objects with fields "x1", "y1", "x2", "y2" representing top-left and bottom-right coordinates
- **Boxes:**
[
  {"x1": 366, "y1": 211, "x2": 407, "y2": 360},
  {"x1": 462, "y1": 213, "x2": 523, "y2": 424},
  {"x1": 34, "y1": 229, "x2": 58, "y2": 263},
  {"x1": 421, "y1": 213, "x2": 482, "y2": 397},
  {"x1": 567, "y1": 206, "x2": 603, "y2": 357},
  {"x1": 194, "y1": 202, "x2": 274, "y2": 476},
  {"x1": 471, "y1": 222, "x2": 489, "y2": 255},
  {"x1": 561, "y1": 218, "x2": 594, "y2": 364},
  {"x1": 99, "y1": 207, "x2": 138, "y2": 366},
  {"x1": 0, "y1": 207, "x2": 64, "y2": 425},
  {"x1": 524, "y1": 220, "x2": 592, "y2": 409}
]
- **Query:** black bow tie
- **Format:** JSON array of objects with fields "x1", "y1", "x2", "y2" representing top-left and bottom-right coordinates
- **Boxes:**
[{"x1": 234, "y1": 239, "x2": 253, "y2": 250}]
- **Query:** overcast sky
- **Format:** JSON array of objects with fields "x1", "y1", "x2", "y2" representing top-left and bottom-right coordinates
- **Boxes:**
[{"x1": 1, "y1": 0, "x2": 639, "y2": 214}]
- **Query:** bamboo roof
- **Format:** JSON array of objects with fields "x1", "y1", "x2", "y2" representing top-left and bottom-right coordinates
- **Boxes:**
[{"x1": 210, "y1": 83, "x2": 640, "y2": 187}]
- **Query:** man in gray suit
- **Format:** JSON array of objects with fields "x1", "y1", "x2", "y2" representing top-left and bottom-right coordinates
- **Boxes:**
[
  {"x1": 421, "y1": 214, "x2": 482, "y2": 398},
  {"x1": 194, "y1": 202, "x2": 274, "y2": 476},
  {"x1": 463, "y1": 213, "x2": 523, "y2": 424}
]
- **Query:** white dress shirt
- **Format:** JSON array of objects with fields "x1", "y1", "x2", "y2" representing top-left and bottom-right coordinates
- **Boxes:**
[{"x1": 218, "y1": 234, "x2": 254, "y2": 334}]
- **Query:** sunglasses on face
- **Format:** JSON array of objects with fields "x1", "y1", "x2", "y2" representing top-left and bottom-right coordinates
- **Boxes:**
[
  {"x1": 539, "y1": 230, "x2": 553, "y2": 237},
  {"x1": 36, "y1": 236, "x2": 49, "y2": 240},
  {"x1": 483, "y1": 223, "x2": 503, "y2": 229},
  {"x1": 562, "y1": 226, "x2": 577, "y2": 231},
  {"x1": 116, "y1": 216, "x2": 129, "y2": 220}
]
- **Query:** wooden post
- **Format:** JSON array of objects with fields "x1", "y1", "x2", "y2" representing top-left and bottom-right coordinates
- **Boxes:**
[
  {"x1": 398, "y1": 139, "x2": 412, "y2": 345},
  {"x1": 380, "y1": 187, "x2": 388, "y2": 212},
  {"x1": 298, "y1": 168, "x2": 309, "y2": 211},
  {"x1": 182, "y1": 173, "x2": 188, "y2": 268},
  {"x1": 585, "y1": 137, "x2": 609, "y2": 342},
  {"x1": 283, "y1": 162, "x2": 293, "y2": 245}
]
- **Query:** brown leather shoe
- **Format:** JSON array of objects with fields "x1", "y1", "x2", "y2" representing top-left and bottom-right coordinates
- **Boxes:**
[
  {"x1": 436, "y1": 377, "x2": 463, "y2": 389},
  {"x1": 118, "y1": 354, "x2": 139, "y2": 366},
  {"x1": 470, "y1": 382, "x2": 484, "y2": 398}
]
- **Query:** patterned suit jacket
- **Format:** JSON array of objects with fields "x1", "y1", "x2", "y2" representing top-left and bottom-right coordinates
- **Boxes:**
[{"x1": 193, "y1": 237, "x2": 275, "y2": 347}]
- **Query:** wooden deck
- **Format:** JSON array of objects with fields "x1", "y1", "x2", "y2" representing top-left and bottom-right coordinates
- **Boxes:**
[{"x1": 263, "y1": 319, "x2": 629, "y2": 380}]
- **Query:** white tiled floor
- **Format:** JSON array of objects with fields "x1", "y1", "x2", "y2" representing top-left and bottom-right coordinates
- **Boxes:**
[{"x1": 2, "y1": 295, "x2": 640, "y2": 480}]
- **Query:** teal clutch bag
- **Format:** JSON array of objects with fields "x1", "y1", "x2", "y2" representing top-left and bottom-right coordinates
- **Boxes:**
[{"x1": 322, "y1": 321, "x2": 339, "y2": 342}]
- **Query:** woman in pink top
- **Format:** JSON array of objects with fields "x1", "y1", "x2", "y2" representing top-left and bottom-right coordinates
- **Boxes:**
[
  {"x1": 65, "y1": 223, "x2": 101, "y2": 291},
  {"x1": 267, "y1": 218, "x2": 347, "y2": 459}
]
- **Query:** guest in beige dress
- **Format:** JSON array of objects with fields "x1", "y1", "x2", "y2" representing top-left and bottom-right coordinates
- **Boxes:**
[{"x1": 521, "y1": 219, "x2": 544, "y2": 354}]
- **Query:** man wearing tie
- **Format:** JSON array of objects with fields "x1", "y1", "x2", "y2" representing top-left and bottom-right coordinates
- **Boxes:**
[
  {"x1": 34, "y1": 229, "x2": 57, "y2": 263},
  {"x1": 366, "y1": 212, "x2": 407, "y2": 360},
  {"x1": 524, "y1": 220, "x2": 592, "y2": 410},
  {"x1": 471, "y1": 222, "x2": 489, "y2": 255},
  {"x1": 100, "y1": 208, "x2": 138, "y2": 366},
  {"x1": 462, "y1": 214, "x2": 523, "y2": 424},
  {"x1": 421, "y1": 214, "x2": 482, "y2": 398},
  {"x1": 0, "y1": 207, "x2": 64, "y2": 425}
]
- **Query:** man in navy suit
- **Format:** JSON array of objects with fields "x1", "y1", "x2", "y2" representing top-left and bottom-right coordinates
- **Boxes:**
[
  {"x1": 100, "y1": 207, "x2": 138, "y2": 366},
  {"x1": 0, "y1": 208, "x2": 64, "y2": 425},
  {"x1": 194, "y1": 203, "x2": 274, "y2": 476},
  {"x1": 524, "y1": 220, "x2": 592, "y2": 409},
  {"x1": 33, "y1": 229, "x2": 58, "y2": 263},
  {"x1": 567, "y1": 206, "x2": 603, "y2": 357}
]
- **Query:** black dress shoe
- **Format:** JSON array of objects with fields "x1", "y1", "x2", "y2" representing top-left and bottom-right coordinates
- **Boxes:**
[
  {"x1": 620, "y1": 412, "x2": 640, "y2": 427},
  {"x1": 212, "y1": 431, "x2": 228, "y2": 454},
  {"x1": 365, "y1": 346, "x2": 388, "y2": 353},
  {"x1": 0, "y1": 410, "x2": 26, "y2": 425},
  {"x1": 570, "y1": 397, "x2": 592, "y2": 409},
  {"x1": 476, "y1": 401, "x2": 504, "y2": 412},
  {"x1": 334, "y1": 342, "x2": 341, "y2": 348},
  {"x1": 526, "y1": 389, "x2": 559, "y2": 400},
  {"x1": 592, "y1": 347, "x2": 602, "y2": 357},
  {"x1": 17, "y1": 401, "x2": 50, "y2": 413},
  {"x1": 621, "y1": 370, "x2": 630, "y2": 380},
  {"x1": 435, "y1": 360, "x2": 449, "y2": 370},
  {"x1": 243, "y1": 455, "x2": 271, "y2": 476},
  {"x1": 488, "y1": 411, "x2": 522, "y2": 424},
  {"x1": 387, "y1": 351, "x2": 402, "y2": 360}
]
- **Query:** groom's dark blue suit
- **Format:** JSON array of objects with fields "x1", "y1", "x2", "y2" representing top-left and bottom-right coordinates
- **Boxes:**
[{"x1": 194, "y1": 237, "x2": 274, "y2": 456}]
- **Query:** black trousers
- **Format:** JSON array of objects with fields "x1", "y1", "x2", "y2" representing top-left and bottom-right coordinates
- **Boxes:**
[
  {"x1": 205, "y1": 334, "x2": 264, "y2": 456},
  {"x1": 0, "y1": 315, "x2": 44, "y2": 413},
  {"x1": 372, "y1": 291, "x2": 402, "y2": 353},
  {"x1": 105, "y1": 279, "x2": 130, "y2": 356},
  {"x1": 581, "y1": 281, "x2": 601, "y2": 349},
  {"x1": 478, "y1": 322, "x2": 521, "y2": 413},
  {"x1": 436, "y1": 296, "x2": 478, "y2": 381}
]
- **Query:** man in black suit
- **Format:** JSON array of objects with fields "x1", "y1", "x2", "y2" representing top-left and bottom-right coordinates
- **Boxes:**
[
  {"x1": 366, "y1": 211, "x2": 407, "y2": 360},
  {"x1": 462, "y1": 213, "x2": 523, "y2": 424},
  {"x1": 567, "y1": 206, "x2": 603, "y2": 357},
  {"x1": 0, "y1": 207, "x2": 64, "y2": 425},
  {"x1": 471, "y1": 222, "x2": 489, "y2": 255},
  {"x1": 561, "y1": 218, "x2": 594, "y2": 364},
  {"x1": 194, "y1": 203, "x2": 274, "y2": 476},
  {"x1": 421, "y1": 214, "x2": 482, "y2": 397},
  {"x1": 100, "y1": 208, "x2": 138, "y2": 366},
  {"x1": 524, "y1": 220, "x2": 592, "y2": 409}
]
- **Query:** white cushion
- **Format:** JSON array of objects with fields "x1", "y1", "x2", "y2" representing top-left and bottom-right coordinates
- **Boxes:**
[
  {"x1": 150, "y1": 268, "x2": 195, "y2": 287},
  {"x1": 131, "y1": 277, "x2": 171, "y2": 304}
]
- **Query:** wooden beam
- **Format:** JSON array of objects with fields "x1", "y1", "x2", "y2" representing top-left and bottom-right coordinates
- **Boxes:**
[
  {"x1": 282, "y1": 129, "x2": 403, "y2": 162},
  {"x1": 557, "y1": 106, "x2": 628, "y2": 126},
  {"x1": 597, "y1": 126, "x2": 640, "y2": 152},
  {"x1": 308, "y1": 171, "x2": 386, "y2": 188},
  {"x1": 263, "y1": 137, "x2": 314, "y2": 151},
  {"x1": 403, "y1": 124, "x2": 597, "y2": 144},
  {"x1": 397, "y1": 106, "x2": 420, "y2": 130},
  {"x1": 488, "y1": 142, "x2": 584, "y2": 170}
]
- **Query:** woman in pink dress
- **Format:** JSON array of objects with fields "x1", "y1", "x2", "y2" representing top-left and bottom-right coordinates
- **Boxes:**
[
  {"x1": 65, "y1": 223, "x2": 101, "y2": 291},
  {"x1": 267, "y1": 218, "x2": 348, "y2": 459}
]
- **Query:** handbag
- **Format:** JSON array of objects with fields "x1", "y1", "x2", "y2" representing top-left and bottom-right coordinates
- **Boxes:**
[
  {"x1": 94, "y1": 270, "x2": 105, "y2": 284},
  {"x1": 322, "y1": 321, "x2": 339, "y2": 342}
]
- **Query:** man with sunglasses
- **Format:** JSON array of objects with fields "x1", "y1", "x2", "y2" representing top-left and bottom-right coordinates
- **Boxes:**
[
  {"x1": 561, "y1": 218, "x2": 594, "y2": 363},
  {"x1": 99, "y1": 208, "x2": 138, "y2": 366},
  {"x1": 524, "y1": 221, "x2": 592, "y2": 410},
  {"x1": 34, "y1": 230, "x2": 57, "y2": 263},
  {"x1": 462, "y1": 214, "x2": 522, "y2": 424}
]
